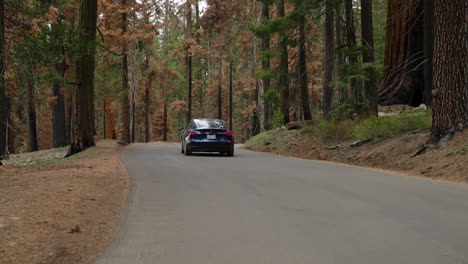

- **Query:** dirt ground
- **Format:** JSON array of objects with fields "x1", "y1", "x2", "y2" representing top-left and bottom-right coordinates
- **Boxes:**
[
  {"x1": 244, "y1": 130, "x2": 468, "y2": 183},
  {"x1": 0, "y1": 140, "x2": 130, "y2": 264}
]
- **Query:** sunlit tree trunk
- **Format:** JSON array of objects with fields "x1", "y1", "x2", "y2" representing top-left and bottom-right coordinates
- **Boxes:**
[
  {"x1": 67, "y1": 0, "x2": 97, "y2": 156},
  {"x1": 217, "y1": 62, "x2": 222, "y2": 119},
  {"x1": 229, "y1": 62, "x2": 233, "y2": 130},
  {"x1": 429, "y1": 0, "x2": 467, "y2": 143}
]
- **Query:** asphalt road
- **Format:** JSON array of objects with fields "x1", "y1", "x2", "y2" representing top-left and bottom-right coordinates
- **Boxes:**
[{"x1": 97, "y1": 144, "x2": 468, "y2": 264}]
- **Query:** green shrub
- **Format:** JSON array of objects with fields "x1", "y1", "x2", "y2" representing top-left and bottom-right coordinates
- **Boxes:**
[
  {"x1": 313, "y1": 119, "x2": 356, "y2": 141},
  {"x1": 352, "y1": 112, "x2": 431, "y2": 139},
  {"x1": 272, "y1": 111, "x2": 285, "y2": 128}
]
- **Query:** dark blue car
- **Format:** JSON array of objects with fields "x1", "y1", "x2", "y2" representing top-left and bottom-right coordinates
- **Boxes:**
[{"x1": 181, "y1": 119, "x2": 234, "y2": 156}]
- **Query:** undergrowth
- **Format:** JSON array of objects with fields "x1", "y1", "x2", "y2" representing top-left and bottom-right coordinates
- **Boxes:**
[{"x1": 246, "y1": 111, "x2": 432, "y2": 147}]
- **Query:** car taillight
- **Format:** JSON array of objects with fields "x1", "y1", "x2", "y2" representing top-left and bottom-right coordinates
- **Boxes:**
[
  {"x1": 221, "y1": 131, "x2": 233, "y2": 136},
  {"x1": 189, "y1": 131, "x2": 201, "y2": 135}
]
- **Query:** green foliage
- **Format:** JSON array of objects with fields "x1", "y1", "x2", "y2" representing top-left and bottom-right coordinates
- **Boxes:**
[
  {"x1": 272, "y1": 111, "x2": 285, "y2": 128},
  {"x1": 449, "y1": 146, "x2": 468, "y2": 156},
  {"x1": 311, "y1": 112, "x2": 432, "y2": 141},
  {"x1": 312, "y1": 120, "x2": 356, "y2": 140},
  {"x1": 330, "y1": 101, "x2": 368, "y2": 120},
  {"x1": 256, "y1": 69, "x2": 273, "y2": 81},
  {"x1": 352, "y1": 112, "x2": 432, "y2": 140},
  {"x1": 261, "y1": 88, "x2": 280, "y2": 107}
]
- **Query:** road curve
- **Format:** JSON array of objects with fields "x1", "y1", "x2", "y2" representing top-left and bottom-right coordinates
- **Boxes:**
[{"x1": 97, "y1": 144, "x2": 468, "y2": 264}]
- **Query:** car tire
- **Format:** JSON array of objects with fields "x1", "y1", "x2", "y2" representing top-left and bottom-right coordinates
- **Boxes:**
[
  {"x1": 185, "y1": 144, "x2": 192, "y2": 156},
  {"x1": 181, "y1": 142, "x2": 185, "y2": 154},
  {"x1": 227, "y1": 150, "x2": 234, "y2": 157}
]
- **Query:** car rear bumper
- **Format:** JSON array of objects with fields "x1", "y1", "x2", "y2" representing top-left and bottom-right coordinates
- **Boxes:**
[{"x1": 188, "y1": 141, "x2": 233, "y2": 152}]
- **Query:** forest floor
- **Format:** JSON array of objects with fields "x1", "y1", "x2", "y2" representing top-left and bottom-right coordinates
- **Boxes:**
[
  {"x1": 0, "y1": 140, "x2": 130, "y2": 264},
  {"x1": 244, "y1": 129, "x2": 468, "y2": 184}
]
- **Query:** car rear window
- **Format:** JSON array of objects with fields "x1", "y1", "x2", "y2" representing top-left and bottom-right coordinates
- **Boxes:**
[{"x1": 194, "y1": 119, "x2": 227, "y2": 129}]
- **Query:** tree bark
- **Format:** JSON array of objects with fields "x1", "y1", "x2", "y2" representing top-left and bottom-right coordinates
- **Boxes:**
[
  {"x1": 298, "y1": 14, "x2": 312, "y2": 121},
  {"x1": 261, "y1": 3, "x2": 271, "y2": 129},
  {"x1": 252, "y1": 33, "x2": 260, "y2": 136},
  {"x1": 217, "y1": 62, "x2": 222, "y2": 119},
  {"x1": 335, "y1": 3, "x2": 347, "y2": 104},
  {"x1": 186, "y1": 0, "x2": 192, "y2": 124},
  {"x1": 277, "y1": 0, "x2": 289, "y2": 123},
  {"x1": 345, "y1": 0, "x2": 360, "y2": 101},
  {"x1": 423, "y1": 0, "x2": 434, "y2": 106},
  {"x1": 323, "y1": 0, "x2": 335, "y2": 119},
  {"x1": 144, "y1": 71, "x2": 152, "y2": 143},
  {"x1": 0, "y1": 0, "x2": 10, "y2": 160},
  {"x1": 66, "y1": 0, "x2": 97, "y2": 156},
  {"x1": 429, "y1": 0, "x2": 467, "y2": 143},
  {"x1": 120, "y1": 0, "x2": 130, "y2": 144},
  {"x1": 229, "y1": 62, "x2": 233, "y2": 130},
  {"x1": 52, "y1": 54, "x2": 68, "y2": 148},
  {"x1": 379, "y1": 0, "x2": 424, "y2": 106},
  {"x1": 27, "y1": 74, "x2": 38, "y2": 152},
  {"x1": 361, "y1": 0, "x2": 378, "y2": 116}
]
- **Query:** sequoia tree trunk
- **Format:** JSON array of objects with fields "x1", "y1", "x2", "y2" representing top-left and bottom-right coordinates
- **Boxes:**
[
  {"x1": 323, "y1": 0, "x2": 335, "y2": 119},
  {"x1": 277, "y1": 0, "x2": 289, "y2": 123},
  {"x1": 379, "y1": 0, "x2": 424, "y2": 106},
  {"x1": 429, "y1": 0, "x2": 467, "y2": 143},
  {"x1": 66, "y1": 0, "x2": 97, "y2": 156}
]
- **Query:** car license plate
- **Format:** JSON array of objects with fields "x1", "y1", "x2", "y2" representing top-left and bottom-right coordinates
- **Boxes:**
[{"x1": 207, "y1": 134, "x2": 216, "y2": 139}]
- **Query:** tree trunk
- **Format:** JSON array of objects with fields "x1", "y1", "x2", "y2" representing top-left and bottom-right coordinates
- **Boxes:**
[
  {"x1": 335, "y1": 3, "x2": 347, "y2": 104},
  {"x1": 345, "y1": 0, "x2": 360, "y2": 101},
  {"x1": 379, "y1": 0, "x2": 424, "y2": 106},
  {"x1": 429, "y1": 0, "x2": 467, "y2": 143},
  {"x1": 186, "y1": 0, "x2": 192, "y2": 124},
  {"x1": 120, "y1": 0, "x2": 130, "y2": 144},
  {"x1": 104, "y1": 97, "x2": 116, "y2": 139},
  {"x1": 261, "y1": 3, "x2": 271, "y2": 129},
  {"x1": 361, "y1": 0, "x2": 378, "y2": 116},
  {"x1": 0, "y1": 0, "x2": 10, "y2": 160},
  {"x1": 277, "y1": 0, "x2": 289, "y2": 123},
  {"x1": 423, "y1": 0, "x2": 434, "y2": 106},
  {"x1": 229, "y1": 62, "x2": 233, "y2": 130},
  {"x1": 52, "y1": 55, "x2": 68, "y2": 148},
  {"x1": 323, "y1": 0, "x2": 335, "y2": 119},
  {"x1": 162, "y1": 101, "x2": 168, "y2": 141},
  {"x1": 298, "y1": 15, "x2": 312, "y2": 121},
  {"x1": 144, "y1": 71, "x2": 152, "y2": 143},
  {"x1": 27, "y1": 74, "x2": 38, "y2": 152},
  {"x1": 252, "y1": 33, "x2": 260, "y2": 136},
  {"x1": 217, "y1": 62, "x2": 222, "y2": 119},
  {"x1": 66, "y1": 0, "x2": 97, "y2": 156}
]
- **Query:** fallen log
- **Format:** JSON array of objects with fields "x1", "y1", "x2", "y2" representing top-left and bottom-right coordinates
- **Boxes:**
[{"x1": 286, "y1": 120, "x2": 314, "y2": 130}]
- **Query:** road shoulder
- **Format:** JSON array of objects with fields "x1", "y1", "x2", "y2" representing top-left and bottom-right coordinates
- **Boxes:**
[{"x1": 0, "y1": 140, "x2": 130, "y2": 264}]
